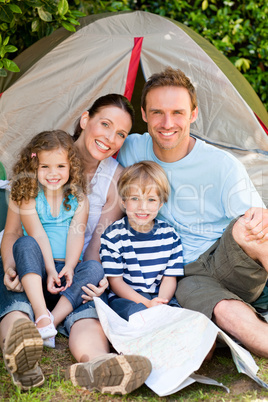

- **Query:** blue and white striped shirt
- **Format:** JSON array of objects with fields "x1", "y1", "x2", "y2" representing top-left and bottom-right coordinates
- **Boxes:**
[{"x1": 100, "y1": 217, "x2": 184, "y2": 297}]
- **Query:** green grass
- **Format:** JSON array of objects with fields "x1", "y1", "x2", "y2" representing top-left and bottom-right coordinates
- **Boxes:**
[{"x1": 1, "y1": 335, "x2": 268, "y2": 401}]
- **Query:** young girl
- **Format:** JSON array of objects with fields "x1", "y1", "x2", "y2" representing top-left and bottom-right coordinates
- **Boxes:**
[
  {"x1": 10, "y1": 130, "x2": 104, "y2": 346},
  {"x1": 100, "y1": 161, "x2": 184, "y2": 320}
]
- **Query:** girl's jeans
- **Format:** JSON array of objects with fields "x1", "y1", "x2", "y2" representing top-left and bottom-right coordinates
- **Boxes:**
[{"x1": 0, "y1": 236, "x2": 107, "y2": 335}]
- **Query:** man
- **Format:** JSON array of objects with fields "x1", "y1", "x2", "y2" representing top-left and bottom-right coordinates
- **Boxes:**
[{"x1": 118, "y1": 66, "x2": 268, "y2": 357}]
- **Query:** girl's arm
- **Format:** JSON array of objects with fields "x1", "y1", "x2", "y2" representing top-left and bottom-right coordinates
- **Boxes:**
[
  {"x1": 58, "y1": 195, "x2": 89, "y2": 288},
  {"x1": 20, "y1": 198, "x2": 62, "y2": 293},
  {"x1": 158, "y1": 276, "x2": 177, "y2": 302},
  {"x1": 108, "y1": 277, "x2": 168, "y2": 308},
  {"x1": 2, "y1": 198, "x2": 24, "y2": 291}
]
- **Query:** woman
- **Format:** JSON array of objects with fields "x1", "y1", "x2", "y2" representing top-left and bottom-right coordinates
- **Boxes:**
[{"x1": 0, "y1": 94, "x2": 152, "y2": 394}]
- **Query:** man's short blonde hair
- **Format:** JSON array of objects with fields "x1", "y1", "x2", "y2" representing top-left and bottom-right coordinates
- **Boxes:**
[{"x1": 117, "y1": 161, "x2": 170, "y2": 204}]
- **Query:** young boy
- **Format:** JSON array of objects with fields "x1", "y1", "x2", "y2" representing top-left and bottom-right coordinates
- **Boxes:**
[{"x1": 100, "y1": 161, "x2": 184, "y2": 320}]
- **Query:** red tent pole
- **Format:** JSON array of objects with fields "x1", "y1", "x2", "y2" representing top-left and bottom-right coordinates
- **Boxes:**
[{"x1": 124, "y1": 37, "x2": 143, "y2": 101}]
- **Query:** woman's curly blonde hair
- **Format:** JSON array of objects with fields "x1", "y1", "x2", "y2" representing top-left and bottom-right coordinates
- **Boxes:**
[{"x1": 11, "y1": 130, "x2": 87, "y2": 210}]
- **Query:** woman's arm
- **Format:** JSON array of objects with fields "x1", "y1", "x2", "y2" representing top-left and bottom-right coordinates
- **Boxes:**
[
  {"x1": 82, "y1": 165, "x2": 124, "y2": 300},
  {"x1": 2, "y1": 198, "x2": 24, "y2": 291},
  {"x1": 83, "y1": 165, "x2": 124, "y2": 262},
  {"x1": 58, "y1": 195, "x2": 89, "y2": 288}
]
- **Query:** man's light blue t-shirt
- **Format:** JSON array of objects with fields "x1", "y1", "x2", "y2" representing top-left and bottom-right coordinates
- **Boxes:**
[{"x1": 118, "y1": 134, "x2": 264, "y2": 265}]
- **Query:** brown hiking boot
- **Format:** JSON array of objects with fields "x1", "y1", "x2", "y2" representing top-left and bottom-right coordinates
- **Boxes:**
[
  {"x1": 66, "y1": 353, "x2": 152, "y2": 395},
  {"x1": 3, "y1": 317, "x2": 44, "y2": 390}
]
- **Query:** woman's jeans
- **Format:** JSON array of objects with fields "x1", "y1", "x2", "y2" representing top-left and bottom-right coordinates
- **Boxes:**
[
  {"x1": 109, "y1": 291, "x2": 181, "y2": 321},
  {"x1": 0, "y1": 236, "x2": 107, "y2": 335}
]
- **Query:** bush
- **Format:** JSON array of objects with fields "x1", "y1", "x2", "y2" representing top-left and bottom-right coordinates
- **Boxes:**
[
  {"x1": 137, "y1": 0, "x2": 268, "y2": 110},
  {"x1": 0, "y1": 0, "x2": 85, "y2": 77},
  {"x1": 1, "y1": 0, "x2": 267, "y2": 109}
]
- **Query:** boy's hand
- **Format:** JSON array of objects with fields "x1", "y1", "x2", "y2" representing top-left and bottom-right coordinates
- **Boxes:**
[
  {"x1": 58, "y1": 265, "x2": 74, "y2": 290},
  {"x1": 147, "y1": 297, "x2": 168, "y2": 308},
  {"x1": 82, "y1": 277, "x2": 108, "y2": 302},
  {"x1": 47, "y1": 271, "x2": 64, "y2": 294},
  {"x1": 4, "y1": 267, "x2": 24, "y2": 292}
]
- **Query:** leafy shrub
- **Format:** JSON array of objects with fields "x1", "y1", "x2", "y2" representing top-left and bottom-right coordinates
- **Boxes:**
[
  {"x1": 0, "y1": 0, "x2": 267, "y2": 109},
  {"x1": 0, "y1": 0, "x2": 85, "y2": 77},
  {"x1": 137, "y1": 0, "x2": 268, "y2": 110}
]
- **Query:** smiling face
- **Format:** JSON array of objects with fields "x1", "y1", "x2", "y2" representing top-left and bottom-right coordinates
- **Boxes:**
[
  {"x1": 79, "y1": 106, "x2": 132, "y2": 162},
  {"x1": 141, "y1": 86, "x2": 198, "y2": 162},
  {"x1": 37, "y1": 148, "x2": 70, "y2": 193},
  {"x1": 122, "y1": 182, "x2": 163, "y2": 233}
]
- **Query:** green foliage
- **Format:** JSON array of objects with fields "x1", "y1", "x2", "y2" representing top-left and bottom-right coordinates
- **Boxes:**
[
  {"x1": 0, "y1": 0, "x2": 267, "y2": 110},
  {"x1": 58, "y1": 0, "x2": 268, "y2": 110},
  {"x1": 137, "y1": 0, "x2": 268, "y2": 110},
  {"x1": 0, "y1": 0, "x2": 85, "y2": 76},
  {"x1": 68, "y1": 0, "x2": 131, "y2": 15}
]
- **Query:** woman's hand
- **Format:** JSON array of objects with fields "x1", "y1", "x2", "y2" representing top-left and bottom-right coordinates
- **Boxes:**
[
  {"x1": 81, "y1": 277, "x2": 108, "y2": 303},
  {"x1": 4, "y1": 266, "x2": 24, "y2": 292}
]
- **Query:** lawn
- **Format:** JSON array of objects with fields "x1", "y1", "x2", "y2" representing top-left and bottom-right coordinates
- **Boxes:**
[{"x1": 1, "y1": 334, "x2": 268, "y2": 401}]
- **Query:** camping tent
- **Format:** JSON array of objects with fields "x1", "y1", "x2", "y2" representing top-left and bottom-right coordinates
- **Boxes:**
[{"x1": 0, "y1": 10, "x2": 267, "y2": 204}]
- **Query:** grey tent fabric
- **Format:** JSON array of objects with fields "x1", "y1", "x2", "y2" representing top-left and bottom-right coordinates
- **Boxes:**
[{"x1": 0, "y1": 11, "x2": 267, "y2": 203}]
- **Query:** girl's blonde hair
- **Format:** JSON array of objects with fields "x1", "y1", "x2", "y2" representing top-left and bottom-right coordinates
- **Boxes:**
[
  {"x1": 117, "y1": 161, "x2": 170, "y2": 204},
  {"x1": 11, "y1": 130, "x2": 87, "y2": 210}
]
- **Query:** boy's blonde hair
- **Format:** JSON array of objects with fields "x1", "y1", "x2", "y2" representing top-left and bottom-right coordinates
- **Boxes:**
[{"x1": 117, "y1": 161, "x2": 170, "y2": 203}]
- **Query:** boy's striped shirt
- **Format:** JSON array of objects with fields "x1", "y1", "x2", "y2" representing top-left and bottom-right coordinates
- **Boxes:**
[{"x1": 100, "y1": 217, "x2": 184, "y2": 296}]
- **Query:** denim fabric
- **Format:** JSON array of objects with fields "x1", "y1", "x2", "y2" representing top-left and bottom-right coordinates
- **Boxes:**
[
  {"x1": 109, "y1": 291, "x2": 181, "y2": 321},
  {"x1": 0, "y1": 257, "x2": 35, "y2": 322},
  {"x1": 58, "y1": 291, "x2": 108, "y2": 337},
  {"x1": 13, "y1": 236, "x2": 105, "y2": 310},
  {"x1": 0, "y1": 237, "x2": 107, "y2": 335}
]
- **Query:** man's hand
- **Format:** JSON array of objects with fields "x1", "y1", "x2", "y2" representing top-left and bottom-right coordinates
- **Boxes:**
[
  {"x1": 4, "y1": 267, "x2": 24, "y2": 292},
  {"x1": 81, "y1": 277, "x2": 108, "y2": 303},
  {"x1": 243, "y1": 207, "x2": 268, "y2": 243}
]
